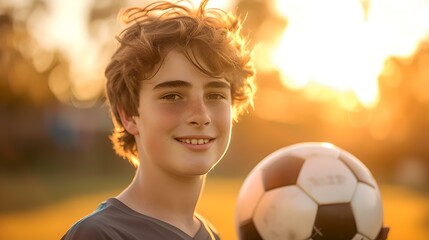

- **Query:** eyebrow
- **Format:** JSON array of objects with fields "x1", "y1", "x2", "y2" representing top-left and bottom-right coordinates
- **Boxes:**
[
  {"x1": 153, "y1": 80, "x2": 191, "y2": 90},
  {"x1": 153, "y1": 80, "x2": 230, "y2": 90},
  {"x1": 205, "y1": 81, "x2": 231, "y2": 89}
]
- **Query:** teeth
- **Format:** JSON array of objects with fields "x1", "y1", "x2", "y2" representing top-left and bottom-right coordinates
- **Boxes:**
[{"x1": 179, "y1": 138, "x2": 210, "y2": 145}]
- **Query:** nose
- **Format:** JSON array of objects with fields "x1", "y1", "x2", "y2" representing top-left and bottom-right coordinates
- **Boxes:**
[{"x1": 188, "y1": 97, "x2": 211, "y2": 127}]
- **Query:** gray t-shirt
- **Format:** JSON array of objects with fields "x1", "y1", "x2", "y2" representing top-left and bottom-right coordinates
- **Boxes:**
[{"x1": 61, "y1": 198, "x2": 220, "y2": 240}]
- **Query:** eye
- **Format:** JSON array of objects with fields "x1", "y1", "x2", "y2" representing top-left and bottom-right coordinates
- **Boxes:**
[
  {"x1": 207, "y1": 93, "x2": 227, "y2": 100},
  {"x1": 161, "y1": 93, "x2": 182, "y2": 101}
]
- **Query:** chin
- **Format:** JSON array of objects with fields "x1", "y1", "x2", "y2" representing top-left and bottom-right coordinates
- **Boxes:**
[{"x1": 186, "y1": 159, "x2": 220, "y2": 176}]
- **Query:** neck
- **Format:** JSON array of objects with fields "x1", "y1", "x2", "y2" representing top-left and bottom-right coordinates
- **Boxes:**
[{"x1": 116, "y1": 165, "x2": 205, "y2": 236}]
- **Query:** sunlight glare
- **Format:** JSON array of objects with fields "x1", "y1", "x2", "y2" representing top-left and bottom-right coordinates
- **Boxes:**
[
  {"x1": 272, "y1": 0, "x2": 429, "y2": 109},
  {"x1": 368, "y1": 0, "x2": 429, "y2": 58}
]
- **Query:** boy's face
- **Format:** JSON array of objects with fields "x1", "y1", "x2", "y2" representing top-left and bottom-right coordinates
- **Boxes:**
[{"x1": 132, "y1": 50, "x2": 233, "y2": 177}]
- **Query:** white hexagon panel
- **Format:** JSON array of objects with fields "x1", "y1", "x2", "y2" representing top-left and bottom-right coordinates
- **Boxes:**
[
  {"x1": 253, "y1": 185, "x2": 318, "y2": 240},
  {"x1": 351, "y1": 183, "x2": 383, "y2": 239},
  {"x1": 236, "y1": 170, "x2": 265, "y2": 224},
  {"x1": 289, "y1": 142, "x2": 341, "y2": 159},
  {"x1": 297, "y1": 156, "x2": 357, "y2": 204}
]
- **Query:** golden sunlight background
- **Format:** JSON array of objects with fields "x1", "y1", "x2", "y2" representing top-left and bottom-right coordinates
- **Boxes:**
[
  {"x1": 271, "y1": 0, "x2": 429, "y2": 108},
  {"x1": 0, "y1": 0, "x2": 428, "y2": 239}
]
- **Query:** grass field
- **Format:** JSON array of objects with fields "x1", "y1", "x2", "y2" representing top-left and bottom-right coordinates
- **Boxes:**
[{"x1": 0, "y1": 178, "x2": 427, "y2": 240}]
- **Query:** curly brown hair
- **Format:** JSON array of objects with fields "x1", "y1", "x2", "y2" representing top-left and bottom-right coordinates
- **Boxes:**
[{"x1": 105, "y1": 0, "x2": 256, "y2": 166}]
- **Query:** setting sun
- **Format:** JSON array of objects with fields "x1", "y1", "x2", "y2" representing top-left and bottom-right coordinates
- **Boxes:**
[{"x1": 271, "y1": 0, "x2": 429, "y2": 110}]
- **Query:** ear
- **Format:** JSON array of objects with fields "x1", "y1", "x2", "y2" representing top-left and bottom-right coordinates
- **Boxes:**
[{"x1": 117, "y1": 107, "x2": 139, "y2": 135}]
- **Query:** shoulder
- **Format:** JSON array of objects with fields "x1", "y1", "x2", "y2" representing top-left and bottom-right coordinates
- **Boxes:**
[
  {"x1": 61, "y1": 218, "x2": 109, "y2": 240},
  {"x1": 61, "y1": 201, "x2": 115, "y2": 240},
  {"x1": 62, "y1": 198, "x2": 201, "y2": 240}
]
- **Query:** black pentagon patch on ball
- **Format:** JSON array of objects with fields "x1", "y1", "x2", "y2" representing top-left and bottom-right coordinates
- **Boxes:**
[
  {"x1": 239, "y1": 219, "x2": 263, "y2": 240},
  {"x1": 262, "y1": 155, "x2": 305, "y2": 191},
  {"x1": 311, "y1": 203, "x2": 357, "y2": 239}
]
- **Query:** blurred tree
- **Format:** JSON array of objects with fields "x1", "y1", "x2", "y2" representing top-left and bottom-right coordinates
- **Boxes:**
[
  {"x1": 0, "y1": 12, "x2": 54, "y2": 108},
  {"x1": 0, "y1": 2, "x2": 57, "y2": 170},
  {"x1": 0, "y1": 0, "x2": 125, "y2": 174},
  {"x1": 0, "y1": 1, "x2": 97, "y2": 171}
]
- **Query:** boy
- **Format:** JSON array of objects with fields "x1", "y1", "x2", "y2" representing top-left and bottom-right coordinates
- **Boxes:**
[{"x1": 61, "y1": 0, "x2": 255, "y2": 239}]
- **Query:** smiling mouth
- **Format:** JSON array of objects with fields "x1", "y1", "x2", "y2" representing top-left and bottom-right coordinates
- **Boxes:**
[{"x1": 176, "y1": 138, "x2": 212, "y2": 145}]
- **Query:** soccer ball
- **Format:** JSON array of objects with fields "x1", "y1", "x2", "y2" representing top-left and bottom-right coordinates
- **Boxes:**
[{"x1": 235, "y1": 142, "x2": 386, "y2": 240}]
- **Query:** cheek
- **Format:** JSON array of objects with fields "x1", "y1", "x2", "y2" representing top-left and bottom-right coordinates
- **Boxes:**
[
  {"x1": 213, "y1": 105, "x2": 233, "y2": 134},
  {"x1": 153, "y1": 104, "x2": 184, "y2": 127},
  {"x1": 139, "y1": 105, "x2": 182, "y2": 151},
  {"x1": 215, "y1": 106, "x2": 233, "y2": 158}
]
